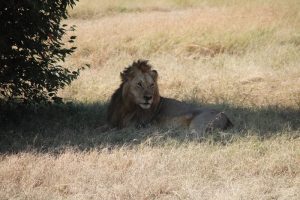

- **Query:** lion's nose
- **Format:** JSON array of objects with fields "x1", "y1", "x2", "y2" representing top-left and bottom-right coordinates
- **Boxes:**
[{"x1": 144, "y1": 95, "x2": 152, "y2": 101}]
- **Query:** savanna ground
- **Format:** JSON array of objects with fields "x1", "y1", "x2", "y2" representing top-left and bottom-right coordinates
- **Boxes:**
[{"x1": 1, "y1": 0, "x2": 300, "y2": 199}]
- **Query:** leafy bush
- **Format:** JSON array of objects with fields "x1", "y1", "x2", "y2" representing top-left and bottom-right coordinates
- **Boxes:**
[{"x1": 0, "y1": 0, "x2": 85, "y2": 103}]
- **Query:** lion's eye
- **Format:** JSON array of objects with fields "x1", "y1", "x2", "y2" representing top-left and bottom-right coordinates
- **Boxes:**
[{"x1": 137, "y1": 82, "x2": 143, "y2": 87}]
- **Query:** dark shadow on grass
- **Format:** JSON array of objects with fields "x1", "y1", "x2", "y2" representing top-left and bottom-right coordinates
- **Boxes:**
[{"x1": 0, "y1": 101, "x2": 299, "y2": 153}]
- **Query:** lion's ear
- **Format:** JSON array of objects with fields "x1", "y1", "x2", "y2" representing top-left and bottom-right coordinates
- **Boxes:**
[
  {"x1": 120, "y1": 70, "x2": 134, "y2": 82},
  {"x1": 151, "y1": 70, "x2": 158, "y2": 81},
  {"x1": 120, "y1": 72, "x2": 127, "y2": 82}
]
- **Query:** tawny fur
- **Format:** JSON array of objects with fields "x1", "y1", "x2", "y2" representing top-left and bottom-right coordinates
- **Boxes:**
[{"x1": 107, "y1": 60, "x2": 233, "y2": 133}]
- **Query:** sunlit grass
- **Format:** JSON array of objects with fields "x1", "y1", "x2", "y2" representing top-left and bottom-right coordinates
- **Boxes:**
[
  {"x1": 63, "y1": 1, "x2": 300, "y2": 107},
  {"x1": 1, "y1": 0, "x2": 300, "y2": 199}
]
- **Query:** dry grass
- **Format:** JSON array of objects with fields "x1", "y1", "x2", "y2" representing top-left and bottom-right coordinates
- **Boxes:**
[
  {"x1": 63, "y1": 0, "x2": 300, "y2": 107},
  {"x1": 1, "y1": 137, "x2": 300, "y2": 200},
  {"x1": 1, "y1": 0, "x2": 300, "y2": 199}
]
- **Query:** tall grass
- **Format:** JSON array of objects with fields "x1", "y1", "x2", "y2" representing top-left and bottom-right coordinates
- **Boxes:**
[
  {"x1": 63, "y1": 0, "x2": 300, "y2": 106},
  {"x1": 1, "y1": 138, "x2": 299, "y2": 199},
  {"x1": 1, "y1": 0, "x2": 300, "y2": 199}
]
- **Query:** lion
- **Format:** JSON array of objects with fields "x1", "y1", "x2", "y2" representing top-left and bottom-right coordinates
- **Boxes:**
[{"x1": 107, "y1": 60, "x2": 233, "y2": 134}]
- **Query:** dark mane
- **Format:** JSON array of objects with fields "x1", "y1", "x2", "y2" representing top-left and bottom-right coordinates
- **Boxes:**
[
  {"x1": 120, "y1": 59, "x2": 152, "y2": 82},
  {"x1": 106, "y1": 83, "x2": 124, "y2": 127}
]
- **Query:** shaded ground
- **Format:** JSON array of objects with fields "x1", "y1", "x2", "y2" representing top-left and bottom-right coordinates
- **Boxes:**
[{"x1": 0, "y1": 101, "x2": 299, "y2": 153}]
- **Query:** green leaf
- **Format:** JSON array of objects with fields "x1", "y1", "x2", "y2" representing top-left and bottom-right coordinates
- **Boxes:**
[{"x1": 0, "y1": 0, "x2": 85, "y2": 104}]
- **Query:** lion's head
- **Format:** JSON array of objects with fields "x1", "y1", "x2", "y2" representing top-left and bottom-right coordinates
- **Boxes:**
[
  {"x1": 107, "y1": 60, "x2": 161, "y2": 128},
  {"x1": 120, "y1": 60, "x2": 160, "y2": 109}
]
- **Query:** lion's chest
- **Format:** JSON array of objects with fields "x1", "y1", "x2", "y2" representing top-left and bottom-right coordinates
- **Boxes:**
[{"x1": 124, "y1": 109, "x2": 154, "y2": 128}]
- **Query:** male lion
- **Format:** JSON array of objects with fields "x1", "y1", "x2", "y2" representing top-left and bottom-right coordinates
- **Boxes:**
[{"x1": 107, "y1": 60, "x2": 233, "y2": 133}]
